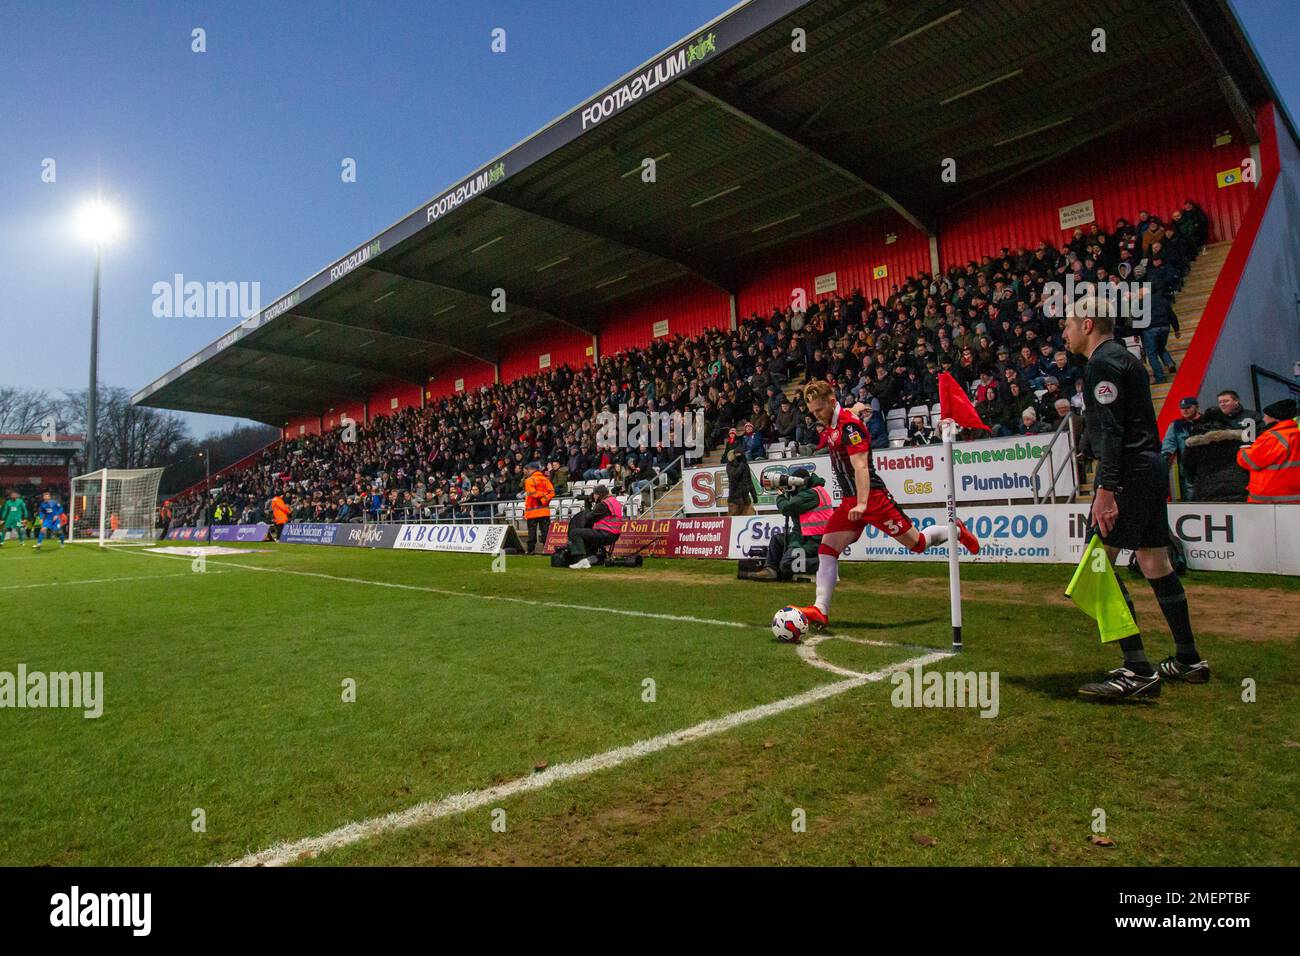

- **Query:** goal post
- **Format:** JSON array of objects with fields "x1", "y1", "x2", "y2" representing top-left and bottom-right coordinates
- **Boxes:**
[{"x1": 68, "y1": 468, "x2": 164, "y2": 546}]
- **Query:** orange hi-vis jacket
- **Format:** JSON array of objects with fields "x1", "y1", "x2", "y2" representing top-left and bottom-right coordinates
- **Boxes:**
[
  {"x1": 1237, "y1": 417, "x2": 1300, "y2": 503},
  {"x1": 271, "y1": 496, "x2": 292, "y2": 524},
  {"x1": 524, "y1": 471, "x2": 555, "y2": 520}
]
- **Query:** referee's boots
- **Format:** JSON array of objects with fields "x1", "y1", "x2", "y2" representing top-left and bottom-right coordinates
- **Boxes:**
[{"x1": 1078, "y1": 667, "x2": 1161, "y2": 700}]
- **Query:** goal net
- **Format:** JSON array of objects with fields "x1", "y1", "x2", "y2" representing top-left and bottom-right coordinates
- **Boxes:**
[{"x1": 68, "y1": 468, "x2": 164, "y2": 545}]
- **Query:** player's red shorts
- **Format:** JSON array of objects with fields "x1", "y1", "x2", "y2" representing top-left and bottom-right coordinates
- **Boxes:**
[{"x1": 823, "y1": 488, "x2": 914, "y2": 539}]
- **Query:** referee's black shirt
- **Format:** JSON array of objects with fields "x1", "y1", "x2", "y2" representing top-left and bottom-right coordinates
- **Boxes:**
[{"x1": 1082, "y1": 338, "x2": 1162, "y2": 491}]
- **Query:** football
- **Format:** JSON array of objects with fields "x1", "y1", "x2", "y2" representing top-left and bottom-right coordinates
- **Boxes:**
[{"x1": 771, "y1": 606, "x2": 809, "y2": 643}]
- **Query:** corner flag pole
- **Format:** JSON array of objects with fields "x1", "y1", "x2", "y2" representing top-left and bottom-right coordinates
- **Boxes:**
[{"x1": 943, "y1": 419, "x2": 962, "y2": 652}]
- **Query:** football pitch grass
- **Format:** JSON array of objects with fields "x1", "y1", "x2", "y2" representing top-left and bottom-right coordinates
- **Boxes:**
[{"x1": 0, "y1": 540, "x2": 1296, "y2": 867}]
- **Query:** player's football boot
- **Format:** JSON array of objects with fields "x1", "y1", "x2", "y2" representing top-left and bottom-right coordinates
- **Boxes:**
[
  {"x1": 954, "y1": 517, "x2": 980, "y2": 554},
  {"x1": 1077, "y1": 667, "x2": 1161, "y2": 700},
  {"x1": 796, "y1": 605, "x2": 828, "y2": 630},
  {"x1": 1156, "y1": 656, "x2": 1211, "y2": 684}
]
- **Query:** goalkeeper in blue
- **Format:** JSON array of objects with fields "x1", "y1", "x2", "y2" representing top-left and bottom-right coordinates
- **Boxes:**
[
  {"x1": 34, "y1": 491, "x2": 66, "y2": 549},
  {"x1": 1, "y1": 491, "x2": 28, "y2": 545}
]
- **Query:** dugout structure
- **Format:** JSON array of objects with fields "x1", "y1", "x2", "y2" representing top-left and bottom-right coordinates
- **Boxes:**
[{"x1": 68, "y1": 468, "x2": 164, "y2": 545}]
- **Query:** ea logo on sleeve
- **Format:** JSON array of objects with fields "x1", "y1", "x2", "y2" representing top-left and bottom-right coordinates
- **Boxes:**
[{"x1": 1093, "y1": 381, "x2": 1118, "y2": 404}]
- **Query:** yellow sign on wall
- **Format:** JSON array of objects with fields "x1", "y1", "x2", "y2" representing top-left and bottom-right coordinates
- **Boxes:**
[
  {"x1": 872, "y1": 264, "x2": 888, "y2": 280},
  {"x1": 1216, "y1": 167, "x2": 1243, "y2": 188}
]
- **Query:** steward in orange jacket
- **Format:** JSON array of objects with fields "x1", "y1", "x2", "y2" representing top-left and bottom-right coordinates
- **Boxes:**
[
  {"x1": 1237, "y1": 400, "x2": 1300, "y2": 504},
  {"x1": 270, "y1": 493, "x2": 293, "y2": 540},
  {"x1": 523, "y1": 463, "x2": 555, "y2": 555}
]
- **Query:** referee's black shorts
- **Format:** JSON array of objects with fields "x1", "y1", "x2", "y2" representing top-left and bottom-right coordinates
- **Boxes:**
[{"x1": 1088, "y1": 453, "x2": 1171, "y2": 551}]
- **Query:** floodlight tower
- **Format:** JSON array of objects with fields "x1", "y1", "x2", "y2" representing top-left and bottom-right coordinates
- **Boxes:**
[{"x1": 76, "y1": 198, "x2": 122, "y2": 473}]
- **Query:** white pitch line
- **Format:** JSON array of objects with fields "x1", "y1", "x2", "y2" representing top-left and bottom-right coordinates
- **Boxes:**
[
  {"x1": 797, "y1": 633, "x2": 938, "y2": 678},
  {"x1": 0, "y1": 571, "x2": 217, "y2": 591},
  {"x1": 118, "y1": 548, "x2": 755, "y2": 630},
  {"x1": 224, "y1": 645, "x2": 951, "y2": 867}
]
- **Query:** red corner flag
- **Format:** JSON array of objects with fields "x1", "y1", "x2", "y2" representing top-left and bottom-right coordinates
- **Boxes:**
[{"x1": 938, "y1": 371, "x2": 990, "y2": 431}]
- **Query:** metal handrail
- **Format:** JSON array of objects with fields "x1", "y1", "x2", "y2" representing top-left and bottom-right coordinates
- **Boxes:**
[
  {"x1": 1030, "y1": 411, "x2": 1080, "y2": 504},
  {"x1": 1250, "y1": 364, "x2": 1300, "y2": 413},
  {"x1": 352, "y1": 488, "x2": 649, "y2": 527}
]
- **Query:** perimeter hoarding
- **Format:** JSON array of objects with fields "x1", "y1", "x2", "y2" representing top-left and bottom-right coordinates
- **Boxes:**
[
  {"x1": 162, "y1": 503, "x2": 1298, "y2": 574},
  {"x1": 280, "y1": 523, "x2": 339, "y2": 545},
  {"x1": 208, "y1": 523, "x2": 270, "y2": 543},
  {"x1": 684, "y1": 434, "x2": 1074, "y2": 514},
  {"x1": 393, "y1": 523, "x2": 510, "y2": 554}
]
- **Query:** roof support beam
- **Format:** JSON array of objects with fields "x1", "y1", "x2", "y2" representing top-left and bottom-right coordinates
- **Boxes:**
[
  {"x1": 360, "y1": 262, "x2": 599, "y2": 337},
  {"x1": 193, "y1": 365, "x2": 370, "y2": 406},
  {"x1": 149, "y1": 396, "x2": 297, "y2": 425},
  {"x1": 232, "y1": 337, "x2": 428, "y2": 384},
  {"x1": 295, "y1": 312, "x2": 500, "y2": 371},
  {"x1": 1175, "y1": 0, "x2": 1259, "y2": 144},
  {"x1": 951, "y1": 86, "x2": 1197, "y2": 209},
  {"x1": 477, "y1": 196, "x2": 737, "y2": 295},
  {"x1": 677, "y1": 79, "x2": 935, "y2": 237}
]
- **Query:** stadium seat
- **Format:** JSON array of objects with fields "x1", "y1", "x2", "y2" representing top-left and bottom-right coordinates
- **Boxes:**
[
  {"x1": 886, "y1": 407, "x2": 907, "y2": 429},
  {"x1": 930, "y1": 402, "x2": 943, "y2": 426}
]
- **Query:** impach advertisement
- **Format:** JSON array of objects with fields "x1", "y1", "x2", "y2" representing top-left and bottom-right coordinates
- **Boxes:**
[{"x1": 684, "y1": 434, "x2": 1074, "y2": 513}]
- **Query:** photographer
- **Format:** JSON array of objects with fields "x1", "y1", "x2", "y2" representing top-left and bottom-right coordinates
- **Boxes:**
[
  {"x1": 566, "y1": 485, "x2": 622, "y2": 570},
  {"x1": 740, "y1": 468, "x2": 832, "y2": 581}
]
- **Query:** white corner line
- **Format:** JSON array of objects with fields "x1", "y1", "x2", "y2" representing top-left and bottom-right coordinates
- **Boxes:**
[{"x1": 223, "y1": 646, "x2": 951, "y2": 867}]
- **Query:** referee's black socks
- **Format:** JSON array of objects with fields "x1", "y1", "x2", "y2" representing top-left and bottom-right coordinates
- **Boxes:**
[
  {"x1": 1149, "y1": 571, "x2": 1201, "y2": 664},
  {"x1": 1115, "y1": 580, "x2": 1155, "y2": 675}
]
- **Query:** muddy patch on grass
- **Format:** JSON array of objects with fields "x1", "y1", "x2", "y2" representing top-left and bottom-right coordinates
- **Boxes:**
[
  {"x1": 850, "y1": 578, "x2": 1299, "y2": 643},
  {"x1": 599, "y1": 567, "x2": 1297, "y2": 641}
]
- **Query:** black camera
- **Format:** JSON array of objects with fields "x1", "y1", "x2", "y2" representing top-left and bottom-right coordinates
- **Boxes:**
[{"x1": 764, "y1": 473, "x2": 806, "y2": 491}]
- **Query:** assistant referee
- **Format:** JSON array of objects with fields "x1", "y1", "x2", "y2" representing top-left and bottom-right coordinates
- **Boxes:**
[{"x1": 1065, "y1": 299, "x2": 1208, "y2": 700}]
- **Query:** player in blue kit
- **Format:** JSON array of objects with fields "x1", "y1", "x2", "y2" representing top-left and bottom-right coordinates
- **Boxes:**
[{"x1": 34, "y1": 491, "x2": 66, "y2": 549}]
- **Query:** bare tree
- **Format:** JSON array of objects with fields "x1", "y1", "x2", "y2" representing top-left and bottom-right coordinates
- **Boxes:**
[
  {"x1": 0, "y1": 387, "x2": 67, "y2": 435},
  {"x1": 57, "y1": 386, "x2": 190, "y2": 470}
]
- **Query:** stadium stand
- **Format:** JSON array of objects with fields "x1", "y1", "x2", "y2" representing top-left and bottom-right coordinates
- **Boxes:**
[
  {"x1": 139, "y1": 0, "x2": 1300, "y2": 531},
  {"x1": 164, "y1": 205, "x2": 1234, "y2": 531}
]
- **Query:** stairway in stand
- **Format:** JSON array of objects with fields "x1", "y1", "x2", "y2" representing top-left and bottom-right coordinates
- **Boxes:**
[
  {"x1": 642, "y1": 373, "x2": 808, "y2": 517},
  {"x1": 1077, "y1": 239, "x2": 1235, "y2": 502},
  {"x1": 1148, "y1": 240, "x2": 1233, "y2": 416}
]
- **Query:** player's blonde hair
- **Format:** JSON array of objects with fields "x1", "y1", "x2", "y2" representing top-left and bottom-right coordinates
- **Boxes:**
[{"x1": 802, "y1": 379, "x2": 835, "y2": 404}]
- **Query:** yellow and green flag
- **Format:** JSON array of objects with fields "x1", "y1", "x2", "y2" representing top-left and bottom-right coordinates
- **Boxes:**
[{"x1": 1065, "y1": 535, "x2": 1139, "y2": 643}]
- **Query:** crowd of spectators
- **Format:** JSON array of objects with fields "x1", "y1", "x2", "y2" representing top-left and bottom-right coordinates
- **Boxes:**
[
  {"x1": 1161, "y1": 389, "x2": 1272, "y2": 501},
  {"x1": 163, "y1": 200, "x2": 1219, "y2": 527}
]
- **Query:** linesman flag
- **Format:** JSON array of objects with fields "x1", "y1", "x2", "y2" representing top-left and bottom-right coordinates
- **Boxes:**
[
  {"x1": 938, "y1": 371, "x2": 989, "y2": 431},
  {"x1": 1065, "y1": 535, "x2": 1140, "y2": 643}
]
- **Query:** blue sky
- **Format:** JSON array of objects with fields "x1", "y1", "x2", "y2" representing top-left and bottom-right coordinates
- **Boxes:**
[{"x1": 2, "y1": 0, "x2": 1297, "y2": 437}]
